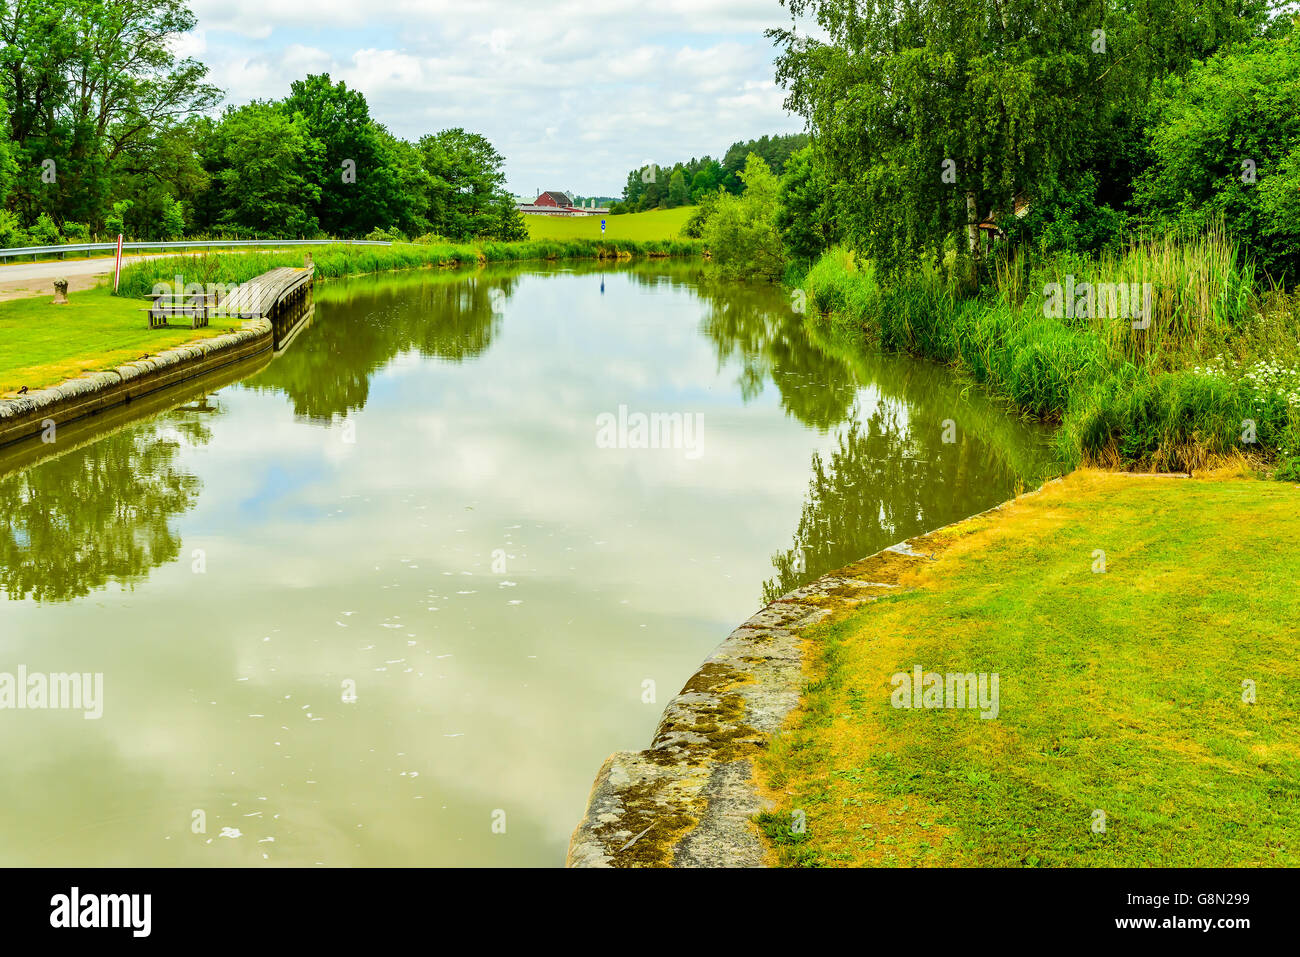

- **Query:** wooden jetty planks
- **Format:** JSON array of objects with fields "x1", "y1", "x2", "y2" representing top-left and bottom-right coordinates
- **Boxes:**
[{"x1": 149, "y1": 265, "x2": 314, "y2": 324}]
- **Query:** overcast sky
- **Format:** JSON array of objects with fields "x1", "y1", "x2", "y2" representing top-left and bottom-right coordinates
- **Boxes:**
[{"x1": 183, "y1": 0, "x2": 809, "y2": 198}]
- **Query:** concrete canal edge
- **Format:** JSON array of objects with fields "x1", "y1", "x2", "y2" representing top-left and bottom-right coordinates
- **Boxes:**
[
  {"x1": 565, "y1": 478, "x2": 1069, "y2": 868},
  {"x1": 0, "y1": 319, "x2": 271, "y2": 449}
]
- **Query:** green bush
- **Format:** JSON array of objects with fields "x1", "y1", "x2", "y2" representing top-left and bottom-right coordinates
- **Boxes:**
[
  {"x1": 0, "y1": 209, "x2": 29, "y2": 248},
  {"x1": 701, "y1": 155, "x2": 785, "y2": 281},
  {"x1": 158, "y1": 197, "x2": 185, "y2": 241},
  {"x1": 30, "y1": 212, "x2": 61, "y2": 245},
  {"x1": 104, "y1": 200, "x2": 133, "y2": 239},
  {"x1": 364, "y1": 226, "x2": 408, "y2": 243},
  {"x1": 1058, "y1": 367, "x2": 1262, "y2": 471},
  {"x1": 1135, "y1": 29, "x2": 1300, "y2": 284}
]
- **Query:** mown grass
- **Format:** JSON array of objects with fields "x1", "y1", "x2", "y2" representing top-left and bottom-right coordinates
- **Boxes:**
[
  {"x1": 757, "y1": 470, "x2": 1300, "y2": 867},
  {"x1": 0, "y1": 285, "x2": 243, "y2": 395},
  {"x1": 113, "y1": 237, "x2": 701, "y2": 299},
  {"x1": 523, "y1": 206, "x2": 696, "y2": 241},
  {"x1": 799, "y1": 234, "x2": 1300, "y2": 473}
]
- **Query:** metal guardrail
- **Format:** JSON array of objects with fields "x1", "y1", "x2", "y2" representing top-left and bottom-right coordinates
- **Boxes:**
[{"x1": 0, "y1": 239, "x2": 393, "y2": 263}]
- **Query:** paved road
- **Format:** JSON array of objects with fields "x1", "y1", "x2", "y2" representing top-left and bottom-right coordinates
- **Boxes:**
[
  {"x1": 0, "y1": 250, "x2": 270, "y2": 302},
  {"x1": 0, "y1": 254, "x2": 171, "y2": 302}
]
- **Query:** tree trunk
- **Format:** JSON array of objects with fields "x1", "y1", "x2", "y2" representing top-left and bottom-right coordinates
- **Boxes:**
[{"x1": 966, "y1": 191, "x2": 980, "y2": 261}]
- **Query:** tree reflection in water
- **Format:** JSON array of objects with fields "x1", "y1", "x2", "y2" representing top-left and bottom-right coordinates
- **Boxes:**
[
  {"x1": 245, "y1": 269, "x2": 514, "y2": 421},
  {"x1": 0, "y1": 263, "x2": 1053, "y2": 609},
  {"x1": 686, "y1": 270, "x2": 1054, "y2": 604},
  {"x1": 694, "y1": 276, "x2": 858, "y2": 431},
  {"x1": 762, "y1": 383, "x2": 1055, "y2": 604},
  {"x1": 0, "y1": 415, "x2": 210, "y2": 602}
]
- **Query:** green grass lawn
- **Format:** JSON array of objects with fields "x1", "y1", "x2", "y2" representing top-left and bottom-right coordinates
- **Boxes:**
[
  {"x1": 757, "y1": 470, "x2": 1300, "y2": 866},
  {"x1": 0, "y1": 285, "x2": 243, "y2": 396},
  {"x1": 524, "y1": 206, "x2": 695, "y2": 241}
]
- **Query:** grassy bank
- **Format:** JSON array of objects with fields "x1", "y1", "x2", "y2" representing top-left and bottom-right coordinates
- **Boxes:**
[
  {"x1": 113, "y1": 237, "x2": 700, "y2": 299},
  {"x1": 797, "y1": 236, "x2": 1300, "y2": 474},
  {"x1": 0, "y1": 286, "x2": 244, "y2": 395},
  {"x1": 522, "y1": 207, "x2": 695, "y2": 241},
  {"x1": 756, "y1": 470, "x2": 1300, "y2": 867}
]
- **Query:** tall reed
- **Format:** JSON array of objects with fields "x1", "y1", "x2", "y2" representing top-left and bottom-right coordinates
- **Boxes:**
[{"x1": 799, "y1": 230, "x2": 1297, "y2": 472}]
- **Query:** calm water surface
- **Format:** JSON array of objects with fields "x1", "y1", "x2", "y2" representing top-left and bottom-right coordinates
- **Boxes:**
[{"x1": 0, "y1": 261, "x2": 1054, "y2": 865}]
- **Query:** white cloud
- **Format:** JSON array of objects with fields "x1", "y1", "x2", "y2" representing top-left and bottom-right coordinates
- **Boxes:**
[{"x1": 188, "y1": 0, "x2": 808, "y2": 194}]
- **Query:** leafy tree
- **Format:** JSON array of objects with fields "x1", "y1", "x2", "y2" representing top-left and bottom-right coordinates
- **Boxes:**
[
  {"x1": 158, "y1": 194, "x2": 185, "y2": 240},
  {"x1": 1135, "y1": 26, "x2": 1300, "y2": 282},
  {"x1": 0, "y1": 207, "x2": 25, "y2": 246},
  {"x1": 775, "y1": 144, "x2": 836, "y2": 261},
  {"x1": 30, "y1": 211, "x2": 60, "y2": 244},
  {"x1": 419, "y1": 128, "x2": 519, "y2": 240},
  {"x1": 682, "y1": 188, "x2": 722, "y2": 238},
  {"x1": 283, "y1": 74, "x2": 423, "y2": 236},
  {"x1": 768, "y1": 0, "x2": 1273, "y2": 277},
  {"x1": 688, "y1": 160, "x2": 723, "y2": 201},
  {"x1": 1005, "y1": 172, "x2": 1131, "y2": 257},
  {"x1": 702, "y1": 154, "x2": 785, "y2": 281},
  {"x1": 112, "y1": 116, "x2": 209, "y2": 237},
  {"x1": 721, "y1": 133, "x2": 808, "y2": 189},
  {"x1": 377, "y1": 128, "x2": 432, "y2": 235},
  {"x1": 620, "y1": 135, "x2": 809, "y2": 208},
  {"x1": 0, "y1": 4, "x2": 554, "y2": 244},
  {"x1": 488, "y1": 194, "x2": 529, "y2": 241},
  {"x1": 667, "y1": 167, "x2": 690, "y2": 207},
  {"x1": 209, "y1": 103, "x2": 322, "y2": 237},
  {"x1": 104, "y1": 199, "x2": 132, "y2": 238},
  {"x1": 0, "y1": 0, "x2": 219, "y2": 228},
  {"x1": 0, "y1": 92, "x2": 14, "y2": 207}
]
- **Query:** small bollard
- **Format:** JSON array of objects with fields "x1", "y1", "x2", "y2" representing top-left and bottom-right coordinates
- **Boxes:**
[
  {"x1": 52, "y1": 278, "x2": 69, "y2": 305},
  {"x1": 304, "y1": 253, "x2": 313, "y2": 270}
]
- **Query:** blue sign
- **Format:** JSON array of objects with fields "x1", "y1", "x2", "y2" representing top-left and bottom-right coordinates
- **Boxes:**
[{"x1": 601, "y1": 219, "x2": 606, "y2": 233}]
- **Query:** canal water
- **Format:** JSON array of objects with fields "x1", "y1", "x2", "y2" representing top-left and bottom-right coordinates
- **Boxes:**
[{"x1": 0, "y1": 261, "x2": 1055, "y2": 866}]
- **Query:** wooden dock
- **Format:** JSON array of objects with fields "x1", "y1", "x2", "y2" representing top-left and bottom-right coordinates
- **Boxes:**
[
  {"x1": 147, "y1": 261, "x2": 315, "y2": 349},
  {"x1": 147, "y1": 263, "x2": 314, "y2": 326},
  {"x1": 219, "y1": 266, "x2": 313, "y2": 320}
]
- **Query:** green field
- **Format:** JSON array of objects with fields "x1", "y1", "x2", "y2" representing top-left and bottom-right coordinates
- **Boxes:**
[
  {"x1": 0, "y1": 286, "x2": 241, "y2": 395},
  {"x1": 523, "y1": 206, "x2": 695, "y2": 241},
  {"x1": 757, "y1": 470, "x2": 1300, "y2": 867}
]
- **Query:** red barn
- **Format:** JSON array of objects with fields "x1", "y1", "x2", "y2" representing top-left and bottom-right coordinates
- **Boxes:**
[
  {"x1": 534, "y1": 191, "x2": 574, "y2": 208},
  {"x1": 517, "y1": 190, "x2": 609, "y2": 217}
]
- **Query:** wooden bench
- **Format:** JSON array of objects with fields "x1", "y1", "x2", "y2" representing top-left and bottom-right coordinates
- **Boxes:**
[{"x1": 142, "y1": 292, "x2": 212, "y2": 329}]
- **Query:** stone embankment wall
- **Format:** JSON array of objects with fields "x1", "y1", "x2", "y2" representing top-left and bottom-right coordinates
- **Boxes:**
[{"x1": 566, "y1": 485, "x2": 1065, "y2": 867}]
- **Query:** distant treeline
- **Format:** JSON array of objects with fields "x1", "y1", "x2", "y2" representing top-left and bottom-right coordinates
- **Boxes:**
[
  {"x1": 613, "y1": 133, "x2": 808, "y2": 213},
  {"x1": 0, "y1": 0, "x2": 526, "y2": 247}
]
